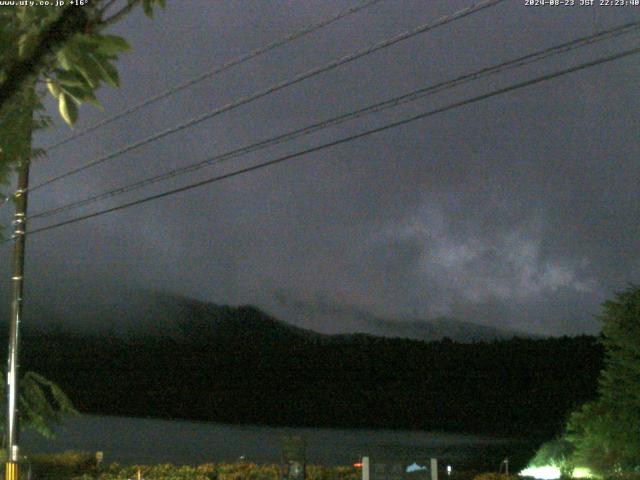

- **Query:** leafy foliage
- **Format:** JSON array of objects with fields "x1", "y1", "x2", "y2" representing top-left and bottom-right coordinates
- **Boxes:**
[
  {"x1": 0, "y1": 0, "x2": 164, "y2": 431},
  {"x1": 566, "y1": 286, "x2": 640, "y2": 474},
  {"x1": 0, "y1": 370, "x2": 77, "y2": 438},
  {"x1": 531, "y1": 285, "x2": 640, "y2": 475},
  {"x1": 527, "y1": 438, "x2": 575, "y2": 477},
  {"x1": 26, "y1": 455, "x2": 357, "y2": 480},
  {"x1": 29, "y1": 450, "x2": 97, "y2": 478},
  {"x1": 0, "y1": 1, "x2": 166, "y2": 206},
  {"x1": 47, "y1": 32, "x2": 132, "y2": 124},
  {"x1": 0, "y1": 84, "x2": 40, "y2": 239}
]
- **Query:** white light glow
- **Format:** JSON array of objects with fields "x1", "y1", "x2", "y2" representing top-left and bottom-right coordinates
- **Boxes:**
[
  {"x1": 573, "y1": 467, "x2": 593, "y2": 478},
  {"x1": 519, "y1": 465, "x2": 593, "y2": 480},
  {"x1": 519, "y1": 466, "x2": 561, "y2": 479}
]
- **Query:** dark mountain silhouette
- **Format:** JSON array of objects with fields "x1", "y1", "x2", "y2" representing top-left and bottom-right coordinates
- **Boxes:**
[
  {"x1": 3, "y1": 293, "x2": 603, "y2": 440},
  {"x1": 134, "y1": 292, "x2": 529, "y2": 344},
  {"x1": 266, "y1": 293, "x2": 533, "y2": 342},
  {"x1": 129, "y1": 292, "x2": 324, "y2": 343}
]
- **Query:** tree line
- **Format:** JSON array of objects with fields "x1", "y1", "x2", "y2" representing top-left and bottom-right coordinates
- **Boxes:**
[{"x1": 4, "y1": 302, "x2": 603, "y2": 439}]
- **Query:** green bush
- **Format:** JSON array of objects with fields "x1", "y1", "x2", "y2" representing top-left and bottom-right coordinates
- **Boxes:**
[
  {"x1": 83, "y1": 463, "x2": 357, "y2": 480},
  {"x1": 22, "y1": 454, "x2": 358, "y2": 480},
  {"x1": 601, "y1": 475, "x2": 640, "y2": 480},
  {"x1": 29, "y1": 450, "x2": 97, "y2": 479},
  {"x1": 306, "y1": 466, "x2": 358, "y2": 480}
]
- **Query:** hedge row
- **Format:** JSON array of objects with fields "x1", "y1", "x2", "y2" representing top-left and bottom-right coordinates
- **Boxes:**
[{"x1": 26, "y1": 452, "x2": 359, "y2": 480}]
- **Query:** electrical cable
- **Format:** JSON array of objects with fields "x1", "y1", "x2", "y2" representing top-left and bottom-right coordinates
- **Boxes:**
[
  {"x1": 29, "y1": 0, "x2": 506, "y2": 193},
  {"x1": 43, "y1": 0, "x2": 387, "y2": 152},
  {"x1": 27, "y1": 19, "x2": 640, "y2": 221},
  {"x1": 21, "y1": 45, "x2": 640, "y2": 239}
]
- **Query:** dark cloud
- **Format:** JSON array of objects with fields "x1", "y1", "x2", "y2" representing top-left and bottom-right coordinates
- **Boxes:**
[{"x1": 1, "y1": 0, "x2": 638, "y2": 336}]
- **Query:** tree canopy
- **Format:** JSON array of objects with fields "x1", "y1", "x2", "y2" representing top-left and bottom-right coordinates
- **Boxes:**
[
  {"x1": 0, "y1": 370, "x2": 77, "y2": 438},
  {"x1": 565, "y1": 285, "x2": 640, "y2": 474},
  {"x1": 0, "y1": 0, "x2": 165, "y2": 436},
  {"x1": 530, "y1": 285, "x2": 640, "y2": 476},
  {"x1": 0, "y1": 0, "x2": 165, "y2": 209}
]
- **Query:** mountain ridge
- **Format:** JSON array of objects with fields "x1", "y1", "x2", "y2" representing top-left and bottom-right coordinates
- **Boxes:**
[
  {"x1": 264, "y1": 293, "x2": 535, "y2": 342},
  {"x1": 6, "y1": 291, "x2": 603, "y2": 440},
  {"x1": 122, "y1": 291, "x2": 534, "y2": 343}
]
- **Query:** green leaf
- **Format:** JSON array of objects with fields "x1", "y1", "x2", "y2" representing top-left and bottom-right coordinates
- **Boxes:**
[
  {"x1": 17, "y1": 33, "x2": 31, "y2": 57},
  {"x1": 60, "y1": 43, "x2": 102, "y2": 88},
  {"x1": 90, "y1": 54, "x2": 120, "y2": 87},
  {"x1": 58, "y1": 93, "x2": 78, "y2": 126},
  {"x1": 61, "y1": 87, "x2": 90, "y2": 105},
  {"x1": 143, "y1": 0, "x2": 154, "y2": 18},
  {"x1": 95, "y1": 34, "x2": 131, "y2": 56},
  {"x1": 60, "y1": 84, "x2": 102, "y2": 108},
  {"x1": 46, "y1": 80, "x2": 61, "y2": 99},
  {"x1": 73, "y1": 57, "x2": 102, "y2": 89},
  {"x1": 55, "y1": 49, "x2": 71, "y2": 70},
  {"x1": 19, "y1": 371, "x2": 78, "y2": 437},
  {"x1": 69, "y1": 33, "x2": 101, "y2": 50},
  {"x1": 56, "y1": 69, "x2": 91, "y2": 89},
  {"x1": 0, "y1": 89, "x2": 33, "y2": 164}
]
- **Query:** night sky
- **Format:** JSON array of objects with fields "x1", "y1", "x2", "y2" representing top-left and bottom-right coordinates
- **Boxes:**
[{"x1": 1, "y1": 0, "x2": 638, "y2": 336}]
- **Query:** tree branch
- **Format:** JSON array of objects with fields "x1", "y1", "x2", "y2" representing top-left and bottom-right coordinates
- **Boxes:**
[
  {"x1": 0, "y1": 0, "x2": 146, "y2": 117},
  {"x1": 0, "y1": 6, "x2": 92, "y2": 115}
]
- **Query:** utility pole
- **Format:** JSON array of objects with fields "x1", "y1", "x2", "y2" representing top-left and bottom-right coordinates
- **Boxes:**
[{"x1": 4, "y1": 92, "x2": 33, "y2": 480}]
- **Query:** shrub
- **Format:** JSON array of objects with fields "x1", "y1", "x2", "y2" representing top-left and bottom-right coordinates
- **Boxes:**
[
  {"x1": 29, "y1": 450, "x2": 97, "y2": 479},
  {"x1": 20, "y1": 455, "x2": 359, "y2": 480},
  {"x1": 601, "y1": 475, "x2": 640, "y2": 480}
]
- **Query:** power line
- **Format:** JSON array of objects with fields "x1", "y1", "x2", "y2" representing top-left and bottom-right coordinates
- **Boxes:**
[
  {"x1": 29, "y1": 0, "x2": 506, "y2": 193},
  {"x1": 21, "y1": 45, "x2": 640, "y2": 239},
  {"x1": 27, "y1": 20, "x2": 640, "y2": 221},
  {"x1": 43, "y1": 0, "x2": 386, "y2": 152}
]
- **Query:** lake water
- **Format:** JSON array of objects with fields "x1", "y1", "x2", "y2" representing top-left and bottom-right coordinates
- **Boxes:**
[{"x1": 21, "y1": 415, "x2": 511, "y2": 467}]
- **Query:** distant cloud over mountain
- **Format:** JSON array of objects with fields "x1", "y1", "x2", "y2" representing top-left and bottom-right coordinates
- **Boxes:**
[{"x1": 266, "y1": 291, "x2": 534, "y2": 342}]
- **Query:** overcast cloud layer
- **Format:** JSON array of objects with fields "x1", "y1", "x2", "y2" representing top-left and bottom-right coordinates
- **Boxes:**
[{"x1": 1, "y1": 0, "x2": 639, "y2": 336}]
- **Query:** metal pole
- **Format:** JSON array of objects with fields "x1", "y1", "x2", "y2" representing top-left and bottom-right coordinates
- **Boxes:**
[
  {"x1": 361, "y1": 456, "x2": 369, "y2": 480},
  {"x1": 430, "y1": 458, "x2": 438, "y2": 480},
  {"x1": 5, "y1": 107, "x2": 32, "y2": 480}
]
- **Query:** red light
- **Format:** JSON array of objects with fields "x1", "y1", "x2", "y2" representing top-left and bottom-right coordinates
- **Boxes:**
[{"x1": 353, "y1": 463, "x2": 363, "y2": 468}]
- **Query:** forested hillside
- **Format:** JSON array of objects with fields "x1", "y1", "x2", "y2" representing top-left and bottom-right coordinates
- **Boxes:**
[{"x1": 6, "y1": 299, "x2": 602, "y2": 437}]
